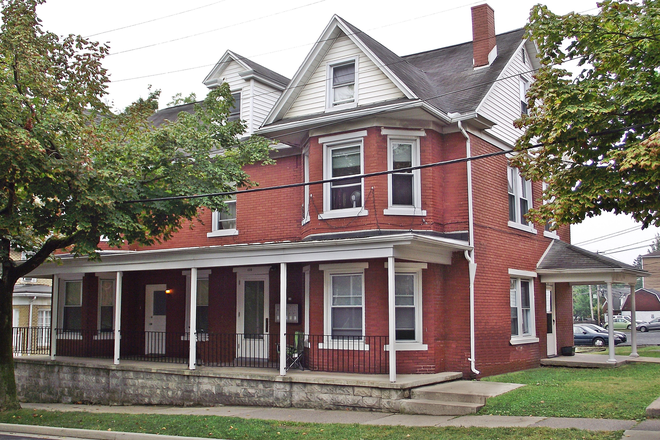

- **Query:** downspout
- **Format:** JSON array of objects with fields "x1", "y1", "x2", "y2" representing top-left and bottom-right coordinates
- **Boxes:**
[{"x1": 457, "y1": 120, "x2": 479, "y2": 376}]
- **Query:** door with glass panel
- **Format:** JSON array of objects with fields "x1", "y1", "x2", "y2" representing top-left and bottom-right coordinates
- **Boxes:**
[
  {"x1": 145, "y1": 284, "x2": 167, "y2": 355},
  {"x1": 236, "y1": 272, "x2": 269, "y2": 359},
  {"x1": 546, "y1": 284, "x2": 557, "y2": 357}
]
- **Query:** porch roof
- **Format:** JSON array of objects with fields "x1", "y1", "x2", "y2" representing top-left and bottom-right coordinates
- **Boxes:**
[
  {"x1": 28, "y1": 232, "x2": 471, "y2": 276},
  {"x1": 536, "y1": 239, "x2": 648, "y2": 285}
]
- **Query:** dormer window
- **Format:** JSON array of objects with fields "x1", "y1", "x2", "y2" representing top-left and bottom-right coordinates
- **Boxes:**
[
  {"x1": 519, "y1": 77, "x2": 529, "y2": 115},
  {"x1": 229, "y1": 92, "x2": 241, "y2": 121},
  {"x1": 327, "y1": 58, "x2": 357, "y2": 109}
]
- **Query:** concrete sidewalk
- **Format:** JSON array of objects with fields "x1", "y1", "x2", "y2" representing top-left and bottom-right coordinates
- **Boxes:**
[{"x1": 0, "y1": 403, "x2": 651, "y2": 440}]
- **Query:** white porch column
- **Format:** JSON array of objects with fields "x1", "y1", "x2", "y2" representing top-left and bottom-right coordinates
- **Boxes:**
[
  {"x1": 50, "y1": 275, "x2": 59, "y2": 360},
  {"x1": 188, "y1": 268, "x2": 197, "y2": 370},
  {"x1": 387, "y1": 256, "x2": 397, "y2": 383},
  {"x1": 606, "y1": 282, "x2": 616, "y2": 363},
  {"x1": 629, "y1": 283, "x2": 639, "y2": 358},
  {"x1": 113, "y1": 271, "x2": 123, "y2": 365},
  {"x1": 279, "y1": 263, "x2": 287, "y2": 376}
]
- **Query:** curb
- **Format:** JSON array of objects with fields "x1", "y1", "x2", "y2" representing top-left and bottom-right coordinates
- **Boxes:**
[{"x1": 0, "y1": 423, "x2": 217, "y2": 440}]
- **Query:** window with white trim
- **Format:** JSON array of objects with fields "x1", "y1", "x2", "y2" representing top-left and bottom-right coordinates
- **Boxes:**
[
  {"x1": 519, "y1": 77, "x2": 529, "y2": 115},
  {"x1": 184, "y1": 270, "x2": 211, "y2": 335},
  {"x1": 510, "y1": 277, "x2": 535, "y2": 339},
  {"x1": 37, "y1": 309, "x2": 51, "y2": 347},
  {"x1": 328, "y1": 60, "x2": 356, "y2": 108},
  {"x1": 320, "y1": 263, "x2": 368, "y2": 340},
  {"x1": 208, "y1": 195, "x2": 238, "y2": 237},
  {"x1": 228, "y1": 92, "x2": 241, "y2": 122},
  {"x1": 98, "y1": 278, "x2": 115, "y2": 332},
  {"x1": 385, "y1": 137, "x2": 425, "y2": 216},
  {"x1": 63, "y1": 280, "x2": 82, "y2": 332},
  {"x1": 508, "y1": 166, "x2": 533, "y2": 230},
  {"x1": 395, "y1": 269, "x2": 424, "y2": 342}
]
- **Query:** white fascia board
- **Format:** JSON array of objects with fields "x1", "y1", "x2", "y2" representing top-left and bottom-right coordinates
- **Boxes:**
[
  {"x1": 258, "y1": 101, "x2": 425, "y2": 136},
  {"x1": 203, "y1": 50, "x2": 250, "y2": 87},
  {"x1": 238, "y1": 70, "x2": 287, "y2": 91},
  {"x1": 420, "y1": 102, "x2": 453, "y2": 124},
  {"x1": 263, "y1": 17, "x2": 342, "y2": 126},
  {"x1": 538, "y1": 269, "x2": 641, "y2": 285},
  {"x1": 28, "y1": 233, "x2": 470, "y2": 276},
  {"x1": 475, "y1": 39, "x2": 528, "y2": 115},
  {"x1": 332, "y1": 17, "x2": 417, "y2": 100}
]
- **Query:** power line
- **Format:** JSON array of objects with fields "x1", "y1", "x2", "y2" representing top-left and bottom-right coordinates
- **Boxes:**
[
  {"x1": 572, "y1": 225, "x2": 641, "y2": 246},
  {"x1": 85, "y1": 1, "x2": 229, "y2": 38}
]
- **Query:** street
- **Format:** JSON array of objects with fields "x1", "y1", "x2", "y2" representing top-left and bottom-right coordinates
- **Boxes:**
[{"x1": 620, "y1": 329, "x2": 660, "y2": 346}]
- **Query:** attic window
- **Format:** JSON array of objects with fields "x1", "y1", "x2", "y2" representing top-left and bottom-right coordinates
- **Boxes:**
[
  {"x1": 519, "y1": 77, "x2": 529, "y2": 115},
  {"x1": 229, "y1": 92, "x2": 241, "y2": 121},
  {"x1": 327, "y1": 59, "x2": 357, "y2": 109}
]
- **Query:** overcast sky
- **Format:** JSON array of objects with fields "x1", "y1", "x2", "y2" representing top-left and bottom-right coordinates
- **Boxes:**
[{"x1": 33, "y1": 0, "x2": 660, "y2": 265}]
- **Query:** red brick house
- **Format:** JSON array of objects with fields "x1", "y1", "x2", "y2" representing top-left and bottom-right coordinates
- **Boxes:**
[{"x1": 26, "y1": 5, "x2": 645, "y2": 395}]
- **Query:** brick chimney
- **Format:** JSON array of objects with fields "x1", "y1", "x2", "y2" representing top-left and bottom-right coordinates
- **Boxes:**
[{"x1": 471, "y1": 4, "x2": 497, "y2": 68}]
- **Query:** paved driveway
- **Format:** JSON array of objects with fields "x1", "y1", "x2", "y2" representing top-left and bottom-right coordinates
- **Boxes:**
[{"x1": 620, "y1": 330, "x2": 660, "y2": 346}]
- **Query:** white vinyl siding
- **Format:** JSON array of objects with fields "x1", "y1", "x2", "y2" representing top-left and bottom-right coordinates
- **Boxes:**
[
  {"x1": 251, "y1": 82, "x2": 281, "y2": 133},
  {"x1": 284, "y1": 33, "x2": 404, "y2": 119},
  {"x1": 478, "y1": 41, "x2": 533, "y2": 146}
]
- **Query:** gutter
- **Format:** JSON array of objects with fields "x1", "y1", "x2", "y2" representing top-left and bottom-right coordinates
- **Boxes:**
[{"x1": 456, "y1": 118, "x2": 480, "y2": 376}]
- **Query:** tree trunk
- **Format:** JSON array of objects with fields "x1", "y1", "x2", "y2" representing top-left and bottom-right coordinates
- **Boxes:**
[{"x1": 0, "y1": 276, "x2": 20, "y2": 410}]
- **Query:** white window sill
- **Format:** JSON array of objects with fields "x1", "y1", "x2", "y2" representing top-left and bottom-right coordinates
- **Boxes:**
[
  {"x1": 318, "y1": 208, "x2": 368, "y2": 220},
  {"x1": 318, "y1": 341, "x2": 370, "y2": 351},
  {"x1": 510, "y1": 336, "x2": 539, "y2": 346},
  {"x1": 181, "y1": 333, "x2": 210, "y2": 342},
  {"x1": 207, "y1": 229, "x2": 238, "y2": 238},
  {"x1": 325, "y1": 102, "x2": 356, "y2": 112},
  {"x1": 508, "y1": 221, "x2": 537, "y2": 234},
  {"x1": 302, "y1": 216, "x2": 310, "y2": 226},
  {"x1": 384, "y1": 343, "x2": 428, "y2": 351},
  {"x1": 93, "y1": 332, "x2": 115, "y2": 340},
  {"x1": 384, "y1": 207, "x2": 427, "y2": 217},
  {"x1": 543, "y1": 230, "x2": 559, "y2": 239}
]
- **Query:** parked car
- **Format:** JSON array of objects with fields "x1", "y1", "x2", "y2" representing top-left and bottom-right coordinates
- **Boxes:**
[
  {"x1": 604, "y1": 317, "x2": 631, "y2": 330},
  {"x1": 574, "y1": 325, "x2": 626, "y2": 347},
  {"x1": 580, "y1": 323, "x2": 627, "y2": 343},
  {"x1": 637, "y1": 318, "x2": 660, "y2": 332}
]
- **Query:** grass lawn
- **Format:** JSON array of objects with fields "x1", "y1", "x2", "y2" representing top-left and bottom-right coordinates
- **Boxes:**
[
  {"x1": 481, "y1": 362, "x2": 660, "y2": 419},
  {"x1": 588, "y1": 345, "x2": 660, "y2": 358},
  {"x1": 0, "y1": 409, "x2": 621, "y2": 440}
]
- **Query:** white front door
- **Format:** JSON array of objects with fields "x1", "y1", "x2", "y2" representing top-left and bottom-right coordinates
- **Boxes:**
[
  {"x1": 546, "y1": 284, "x2": 557, "y2": 357},
  {"x1": 236, "y1": 269, "x2": 269, "y2": 360},
  {"x1": 145, "y1": 284, "x2": 167, "y2": 355}
]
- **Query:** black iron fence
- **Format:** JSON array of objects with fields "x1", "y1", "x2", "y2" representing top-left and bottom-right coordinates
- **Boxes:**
[{"x1": 15, "y1": 329, "x2": 390, "y2": 374}]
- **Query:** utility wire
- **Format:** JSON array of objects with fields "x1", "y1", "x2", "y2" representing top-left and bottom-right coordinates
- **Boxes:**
[{"x1": 573, "y1": 225, "x2": 641, "y2": 246}]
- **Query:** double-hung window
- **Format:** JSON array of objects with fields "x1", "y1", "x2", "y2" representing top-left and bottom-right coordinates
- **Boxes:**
[
  {"x1": 327, "y1": 59, "x2": 357, "y2": 109},
  {"x1": 509, "y1": 271, "x2": 538, "y2": 344},
  {"x1": 63, "y1": 281, "x2": 82, "y2": 332},
  {"x1": 98, "y1": 278, "x2": 115, "y2": 332},
  {"x1": 320, "y1": 263, "x2": 368, "y2": 345},
  {"x1": 320, "y1": 131, "x2": 368, "y2": 219},
  {"x1": 228, "y1": 92, "x2": 241, "y2": 122},
  {"x1": 508, "y1": 166, "x2": 534, "y2": 232},
  {"x1": 519, "y1": 77, "x2": 529, "y2": 115},
  {"x1": 184, "y1": 270, "x2": 211, "y2": 338},
  {"x1": 383, "y1": 129, "x2": 425, "y2": 216},
  {"x1": 207, "y1": 195, "x2": 238, "y2": 237}
]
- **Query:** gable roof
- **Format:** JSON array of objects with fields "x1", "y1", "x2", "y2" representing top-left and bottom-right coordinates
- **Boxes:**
[
  {"x1": 203, "y1": 50, "x2": 290, "y2": 90},
  {"x1": 148, "y1": 102, "x2": 197, "y2": 127},
  {"x1": 262, "y1": 15, "x2": 527, "y2": 130}
]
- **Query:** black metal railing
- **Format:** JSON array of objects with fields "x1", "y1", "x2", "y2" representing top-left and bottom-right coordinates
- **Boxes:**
[
  {"x1": 12, "y1": 327, "x2": 50, "y2": 356},
  {"x1": 25, "y1": 329, "x2": 390, "y2": 374},
  {"x1": 303, "y1": 334, "x2": 389, "y2": 374}
]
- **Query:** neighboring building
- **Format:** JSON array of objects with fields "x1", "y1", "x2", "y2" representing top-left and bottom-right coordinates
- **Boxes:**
[
  {"x1": 25, "y1": 4, "x2": 644, "y2": 400},
  {"x1": 621, "y1": 287, "x2": 660, "y2": 322},
  {"x1": 641, "y1": 250, "x2": 660, "y2": 290}
]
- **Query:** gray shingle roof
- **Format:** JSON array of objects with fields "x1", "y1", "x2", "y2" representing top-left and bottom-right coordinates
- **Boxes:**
[
  {"x1": 148, "y1": 102, "x2": 197, "y2": 126},
  {"x1": 229, "y1": 51, "x2": 290, "y2": 88},
  {"x1": 538, "y1": 240, "x2": 642, "y2": 272}
]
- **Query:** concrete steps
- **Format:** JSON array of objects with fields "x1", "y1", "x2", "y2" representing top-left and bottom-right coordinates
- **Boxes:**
[{"x1": 400, "y1": 381, "x2": 524, "y2": 416}]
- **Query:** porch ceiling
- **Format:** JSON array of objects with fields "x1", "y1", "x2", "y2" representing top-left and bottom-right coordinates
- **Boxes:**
[
  {"x1": 28, "y1": 232, "x2": 471, "y2": 276},
  {"x1": 537, "y1": 240, "x2": 648, "y2": 286}
]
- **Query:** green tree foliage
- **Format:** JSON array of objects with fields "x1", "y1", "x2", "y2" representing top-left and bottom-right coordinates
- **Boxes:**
[
  {"x1": 0, "y1": 0, "x2": 272, "y2": 409},
  {"x1": 513, "y1": 0, "x2": 660, "y2": 228}
]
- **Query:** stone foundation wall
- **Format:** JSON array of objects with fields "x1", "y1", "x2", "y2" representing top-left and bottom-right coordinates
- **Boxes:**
[{"x1": 14, "y1": 359, "x2": 409, "y2": 412}]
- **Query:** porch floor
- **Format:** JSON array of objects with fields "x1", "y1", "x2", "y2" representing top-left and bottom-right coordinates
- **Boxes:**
[
  {"x1": 19, "y1": 356, "x2": 463, "y2": 390},
  {"x1": 541, "y1": 353, "x2": 660, "y2": 368}
]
